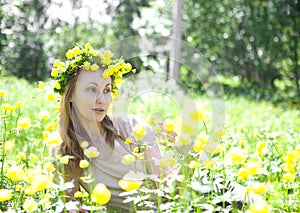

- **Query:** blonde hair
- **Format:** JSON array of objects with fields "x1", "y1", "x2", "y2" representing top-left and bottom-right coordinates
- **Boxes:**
[{"x1": 58, "y1": 68, "x2": 121, "y2": 177}]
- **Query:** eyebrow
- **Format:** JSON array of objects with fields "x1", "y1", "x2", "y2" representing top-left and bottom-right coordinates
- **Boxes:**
[{"x1": 88, "y1": 82, "x2": 112, "y2": 87}]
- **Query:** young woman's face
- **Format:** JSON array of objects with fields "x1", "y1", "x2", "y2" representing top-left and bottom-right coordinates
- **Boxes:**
[{"x1": 71, "y1": 69, "x2": 112, "y2": 124}]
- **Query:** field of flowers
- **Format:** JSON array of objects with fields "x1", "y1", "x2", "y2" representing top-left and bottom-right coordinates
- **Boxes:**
[{"x1": 0, "y1": 75, "x2": 299, "y2": 212}]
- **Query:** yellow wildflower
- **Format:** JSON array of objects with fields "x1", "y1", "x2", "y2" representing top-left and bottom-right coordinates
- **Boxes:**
[
  {"x1": 124, "y1": 137, "x2": 133, "y2": 145},
  {"x1": 15, "y1": 101, "x2": 23, "y2": 108},
  {"x1": 84, "y1": 61, "x2": 91, "y2": 70},
  {"x1": 47, "y1": 93, "x2": 55, "y2": 102},
  {"x1": 256, "y1": 141, "x2": 267, "y2": 157},
  {"x1": 29, "y1": 153, "x2": 38, "y2": 163},
  {"x1": 249, "y1": 200, "x2": 270, "y2": 213},
  {"x1": 244, "y1": 161, "x2": 263, "y2": 175},
  {"x1": 85, "y1": 42, "x2": 91, "y2": 49},
  {"x1": 53, "y1": 59, "x2": 60, "y2": 67},
  {"x1": 225, "y1": 147, "x2": 247, "y2": 165},
  {"x1": 0, "y1": 90, "x2": 5, "y2": 97},
  {"x1": 44, "y1": 132, "x2": 62, "y2": 146},
  {"x1": 44, "y1": 162, "x2": 55, "y2": 172},
  {"x1": 80, "y1": 141, "x2": 89, "y2": 149},
  {"x1": 17, "y1": 151, "x2": 26, "y2": 160},
  {"x1": 283, "y1": 173, "x2": 295, "y2": 182},
  {"x1": 133, "y1": 123, "x2": 146, "y2": 141},
  {"x1": 60, "y1": 155, "x2": 72, "y2": 164},
  {"x1": 189, "y1": 160, "x2": 199, "y2": 169},
  {"x1": 79, "y1": 159, "x2": 89, "y2": 169},
  {"x1": 177, "y1": 133, "x2": 192, "y2": 145},
  {"x1": 84, "y1": 146, "x2": 100, "y2": 158},
  {"x1": 30, "y1": 174, "x2": 51, "y2": 192},
  {"x1": 91, "y1": 183, "x2": 111, "y2": 205},
  {"x1": 4, "y1": 140, "x2": 15, "y2": 152},
  {"x1": 23, "y1": 197, "x2": 38, "y2": 212},
  {"x1": 119, "y1": 179, "x2": 143, "y2": 191},
  {"x1": 189, "y1": 109, "x2": 204, "y2": 122},
  {"x1": 202, "y1": 159, "x2": 213, "y2": 169},
  {"x1": 38, "y1": 110, "x2": 50, "y2": 120},
  {"x1": 18, "y1": 117, "x2": 31, "y2": 129},
  {"x1": 121, "y1": 154, "x2": 136, "y2": 165},
  {"x1": 55, "y1": 81, "x2": 61, "y2": 90},
  {"x1": 51, "y1": 68, "x2": 59, "y2": 77},
  {"x1": 237, "y1": 167, "x2": 250, "y2": 181},
  {"x1": 251, "y1": 182, "x2": 268, "y2": 194},
  {"x1": 74, "y1": 191, "x2": 84, "y2": 198},
  {"x1": 165, "y1": 119, "x2": 174, "y2": 131},
  {"x1": 90, "y1": 64, "x2": 99, "y2": 71},
  {"x1": 45, "y1": 122, "x2": 56, "y2": 131},
  {"x1": 1, "y1": 103, "x2": 11, "y2": 112},
  {"x1": 66, "y1": 50, "x2": 73, "y2": 59},
  {"x1": 7, "y1": 166, "x2": 25, "y2": 181},
  {"x1": 214, "y1": 129, "x2": 227, "y2": 138},
  {"x1": 0, "y1": 189, "x2": 12, "y2": 202}
]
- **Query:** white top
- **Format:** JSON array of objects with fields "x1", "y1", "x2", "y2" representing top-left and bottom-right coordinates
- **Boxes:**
[{"x1": 80, "y1": 114, "x2": 157, "y2": 212}]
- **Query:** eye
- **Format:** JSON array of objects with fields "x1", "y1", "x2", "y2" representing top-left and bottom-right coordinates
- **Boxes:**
[
  {"x1": 88, "y1": 87, "x2": 97, "y2": 93},
  {"x1": 104, "y1": 87, "x2": 112, "y2": 94}
]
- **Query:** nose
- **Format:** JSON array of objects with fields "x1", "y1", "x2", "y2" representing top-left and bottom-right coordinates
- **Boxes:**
[{"x1": 95, "y1": 91, "x2": 105, "y2": 104}]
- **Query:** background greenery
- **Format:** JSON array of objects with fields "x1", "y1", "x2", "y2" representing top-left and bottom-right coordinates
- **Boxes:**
[{"x1": 0, "y1": 0, "x2": 299, "y2": 105}]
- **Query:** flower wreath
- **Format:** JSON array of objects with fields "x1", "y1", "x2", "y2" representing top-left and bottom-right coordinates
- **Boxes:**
[{"x1": 51, "y1": 43, "x2": 135, "y2": 96}]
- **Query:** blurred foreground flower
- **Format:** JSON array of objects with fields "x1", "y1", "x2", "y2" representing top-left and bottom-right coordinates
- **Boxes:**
[
  {"x1": 91, "y1": 183, "x2": 111, "y2": 205},
  {"x1": 0, "y1": 189, "x2": 12, "y2": 202},
  {"x1": 119, "y1": 179, "x2": 143, "y2": 191}
]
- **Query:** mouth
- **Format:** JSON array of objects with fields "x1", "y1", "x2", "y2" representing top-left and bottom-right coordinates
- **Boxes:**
[{"x1": 93, "y1": 108, "x2": 106, "y2": 113}]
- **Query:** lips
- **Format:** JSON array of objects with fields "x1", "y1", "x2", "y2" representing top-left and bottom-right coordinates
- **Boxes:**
[{"x1": 93, "y1": 107, "x2": 106, "y2": 113}]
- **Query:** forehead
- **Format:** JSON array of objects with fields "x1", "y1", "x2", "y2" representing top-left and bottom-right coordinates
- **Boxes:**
[{"x1": 77, "y1": 69, "x2": 111, "y2": 86}]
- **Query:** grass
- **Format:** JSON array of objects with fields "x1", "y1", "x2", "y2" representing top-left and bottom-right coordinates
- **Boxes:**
[{"x1": 0, "y1": 75, "x2": 299, "y2": 212}]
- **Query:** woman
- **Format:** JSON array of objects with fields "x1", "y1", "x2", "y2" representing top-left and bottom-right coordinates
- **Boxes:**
[
  {"x1": 52, "y1": 43, "x2": 172, "y2": 212},
  {"x1": 52, "y1": 43, "x2": 265, "y2": 213}
]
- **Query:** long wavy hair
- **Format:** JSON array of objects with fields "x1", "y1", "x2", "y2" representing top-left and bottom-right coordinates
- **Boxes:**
[{"x1": 58, "y1": 68, "x2": 120, "y2": 178}]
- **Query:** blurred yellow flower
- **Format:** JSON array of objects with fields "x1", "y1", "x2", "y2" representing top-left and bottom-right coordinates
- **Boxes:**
[
  {"x1": 51, "y1": 68, "x2": 59, "y2": 77},
  {"x1": 60, "y1": 155, "x2": 72, "y2": 164},
  {"x1": 30, "y1": 174, "x2": 51, "y2": 192},
  {"x1": 214, "y1": 129, "x2": 227, "y2": 138},
  {"x1": 17, "y1": 151, "x2": 26, "y2": 160},
  {"x1": 29, "y1": 153, "x2": 38, "y2": 163},
  {"x1": 4, "y1": 140, "x2": 15, "y2": 152},
  {"x1": 79, "y1": 159, "x2": 89, "y2": 169},
  {"x1": 177, "y1": 133, "x2": 192, "y2": 145},
  {"x1": 251, "y1": 182, "x2": 268, "y2": 194},
  {"x1": 256, "y1": 141, "x2": 267, "y2": 157},
  {"x1": 80, "y1": 141, "x2": 89, "y2": 149},
  {"x1": 74, "y1": 191, "x2": 83, "y2": 198},
  {"x1": 45, "y1": 122, "x2": 56, "y2": 131},
  {"x1": 54, "y1": 82, "x2": 61, "y2": 90},
  {"x1": 44, "y1": 132, "x2": 62, "y2": 146},
  {"x1": 165, "y1": 119, "x2": 175, "y2": 131},
  {"x1": 124, "y1": 137, "x2": 133, "y2": 145},
  {"x1": 47, "y1": 93, "x2": 55, "y2": 102},
  {"x1": 84, "y1": 146, "x2": 100, "y2": 158},
  {"x1": 121, "y1": 154, "x2": 136, "y2": 165},
  {"x1": 189, "y1": 160, "x2": 199, "y2": 169},
  {"x1": 91, "y1": 64, "x2": 99, "y2": 71},
  {"x1": 189, "y1": 109, "x2": 204, "y2": 122},
  {"x1": 23, "y1": 197, "x2": 38, "y2": 212},
  {"x1": 53, "y1": 59, "x2": 60, "y2": 67},
  {"x1": 281, "y1": 162, "x2": 295, "y2": 174},
  {"x1": 44, "y1": 162, "x2": 55, "y2": 173},
  {"x1": 133, "y1": 123, "x2": 146, "y2": 141},
  {"x1": 133, "y1": 147, "x2": 139, "y2": 153},
  {"x1": 0, "y1": 189, "x2": 12, "y2": 202},
  {"x1": 38, "y1": 110, "x2": 50, "y2": 120},
  {"x1": 237, "y1": 167, "x2": 250, "y2": 181},
  {"x1": 244, "y1": 161, "x2": 262, "y2": 175},
  {"x1": 7, "y1": 166, "x2": 25, "y2": 181},
  {"x1": 17, "y1": 117, "x2": 31, "y2": 129},
  {"x1": 249, "y1": 200, "x2": 270, "y2": 213},
  {"x1": 1, "y1": 103, "x2": 12, "y2": 112},
  {"x1": 119, "y1": 178, "x2": 143, "y2": 191},
  {"x1": 225, "y1": 147, "x2": 247, "y2": 165},
  {"x1": 91, "y1": 183, "x2": 111, "y2": 205},
  {"x1": 202, "y1": 159, "x2": 213, "y2": 169},
  {"x1": 283, "y1": 173, "x2": 295, "y2": 182},
  {"x1": 0, "y1": 90, "x2": 5, "y2": 97},
  {"x1": 15, "y1": 101, "x2": 23, "y2": 108},
  {"x1": 66, "y1": 50, "x2": 73, "y2": 59},
  {"x1": 84, "y1": 61, "x2": 91, "y2": 70}
]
